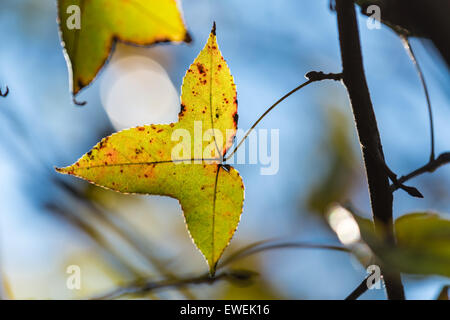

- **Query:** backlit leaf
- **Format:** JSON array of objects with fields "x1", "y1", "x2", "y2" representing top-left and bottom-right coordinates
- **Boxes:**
[
  {"x1": 56, "y1": 25, "x2": 244, "y2": 275},
  {"x1": 348, "y1": 211, "x2": 450, "y2": 277},
  {"x1": 58, "y1": 0, "x2": 190, "y2": 97},
  {"x1": 393, "y1": 213, "x2": 450, "y2": 277}
]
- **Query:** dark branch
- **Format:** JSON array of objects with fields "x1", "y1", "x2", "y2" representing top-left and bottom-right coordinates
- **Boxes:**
[
  {"x1": 345, "y1": 276, "x2": 369, "y2": 300},
  {"x1": 365, "y1": 146, "x2": 423, "y2": 198},
  {"x1": 93, "y1": 271, "x2": 251, "y2": 300},
  {"x1": 218, "y1": 240, "x2": 350, "y2": 269},
  {"x1": 305, "y1": 71, "x2": 343, "y2": 82},
  {"x1": 335, "y1": 0, "x2": 405, "y2": 299}
]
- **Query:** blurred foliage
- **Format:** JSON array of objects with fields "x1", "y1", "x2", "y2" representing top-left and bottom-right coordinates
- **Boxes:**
[
  {"x1": 353, "y1": 212, "x2": 450, "y2": 277},
  {"x1": 219, "y1": 257, "x2": 281, "y2": 300},
  {"x1": 436, "y1": 285, "x2": 449, "y2": 300},
  {"x1": 306, "y1": 107, "x2": 360, "y2": 216}
]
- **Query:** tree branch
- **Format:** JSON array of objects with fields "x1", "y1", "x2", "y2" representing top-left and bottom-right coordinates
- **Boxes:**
[
  {"x1": 391, "y1": 152, "x2": 450, "y2": 191},
  {"x1": 335, "y1": 0, "x2": 405, "y2": 299},
  {"x1": 93, "y1": 271, "x2": 247, "y2": 300},
  {"x1": 93, "y1": 239, "x2": 349, "y2": 299},
  {"x1": 218, "y1": 240, "x2": 350, "y2": 269},
  {"x1": 345, "y1": 276, "x2": 369, "y2": 300}
]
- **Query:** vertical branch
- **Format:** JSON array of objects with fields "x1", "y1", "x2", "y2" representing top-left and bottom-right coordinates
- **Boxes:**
[{"x1": 334, "y1": 0, "x2": 405, "y2": 299}]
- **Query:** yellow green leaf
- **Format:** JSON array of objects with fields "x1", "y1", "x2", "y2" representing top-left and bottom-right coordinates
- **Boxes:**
[
  {"x1": 58, "y1": 0, "x2": 190, "y2": 97},
  {"x1": 56, "y1": 25, "x2": 244, "y2": 275},
  {"x1": 347, "y1": 210, "x2": 450, "y2": 277},
  {"x1": 393, "y1": 213, "x2": 450, "y2": 277}
]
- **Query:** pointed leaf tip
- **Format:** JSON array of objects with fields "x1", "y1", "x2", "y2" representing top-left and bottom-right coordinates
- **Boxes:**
[
  {"x1": 211, "y1": 21, "x2": 216, "y2": 35},
  {"x1": 55, "y1": 166, "x2": 70, "y2": 174}
]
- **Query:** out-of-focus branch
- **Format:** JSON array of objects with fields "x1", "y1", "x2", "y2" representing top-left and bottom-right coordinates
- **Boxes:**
[
  {"x1": 56, "y1": 179, "x2": 175, "y2": 273},
  {"x1": 45, "y1": 203, "x2": 145, "y2": 279},
  {"x1": 391, "y1": 152, "x2": 450, "y2": 191},
  {"x1": 94, "y1": 239, "x2": 350, "y2": 299},
  {"x1": 94, "y1": 271, "x2": 252, "y2": 300},
  {"x1": 54, "y1": 178, "x2": 196, "y2": 299}
]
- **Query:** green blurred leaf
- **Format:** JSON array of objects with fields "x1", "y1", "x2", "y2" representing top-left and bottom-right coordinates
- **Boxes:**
[
  {"x1": 393, "y1": 213, "x2": 450, "y2": 277},
  {"x1": 219, "y1": 255, "x2": 280, "y2": 300},
  {"x1": 306, "y1": 108, "x2": 358, "y2": 215},
  {"x1": 350, "y1": 211, "x2": 450, "y2": 277}
]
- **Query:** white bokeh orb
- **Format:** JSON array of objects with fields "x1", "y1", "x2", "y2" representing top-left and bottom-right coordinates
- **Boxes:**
[{"x1": 100, "y1": 55, "x2": 179, "y2": 130}]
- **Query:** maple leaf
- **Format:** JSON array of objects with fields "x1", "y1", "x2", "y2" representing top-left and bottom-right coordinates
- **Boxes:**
[
  {"x1": 56, "y1": 24, "x2": 244, "y2": 275},
  {"x1": 58, "y1": 0, "x2": 191, "y2": 99}
]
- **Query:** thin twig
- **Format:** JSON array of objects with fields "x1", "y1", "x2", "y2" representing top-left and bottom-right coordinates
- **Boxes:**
[
  {"x1": 345, "y1": 276, "x2": 369, "y2": 300},
  {"x1": 391, "y1": 152, "x2": 450, "y2": 191},
  {"x1": 95, "y1": 239, "x2": 350, "y2": 299},
  {"x1": 365, "y1": 146, "x2": 423, "y2": 198},
  {"x1": 218, "y1": 240, "x2": 350, "y2": 269},
  {"x1": 53, "y1": 178, "x2": 197, "y2": 299},
  {"x1": 46, "y1": 203, "x2": 145, "y2": 279},
  {"x1": 94, "y1": 272, "x2": 231, "y2": 300},
  {"x1": 224, "y1": 72, "x2": 342, "y2": 161},
  {"x1": 401, "y1": 36, "x2": 435, "y2": 161}
]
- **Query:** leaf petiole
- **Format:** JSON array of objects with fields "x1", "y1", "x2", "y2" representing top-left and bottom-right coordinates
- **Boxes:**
[{"x1": 223, "y1": 72, "x2": 342, "y2": 161}]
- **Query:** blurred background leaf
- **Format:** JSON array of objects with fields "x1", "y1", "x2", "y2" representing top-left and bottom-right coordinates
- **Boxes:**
[{"x1": 349, "y1": 211, "x2": 450, "y2": 277}]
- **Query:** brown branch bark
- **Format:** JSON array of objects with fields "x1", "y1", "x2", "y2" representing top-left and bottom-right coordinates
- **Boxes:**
[{"x1": 335, "y1": 0, "x2": 405, "y2": 300}]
